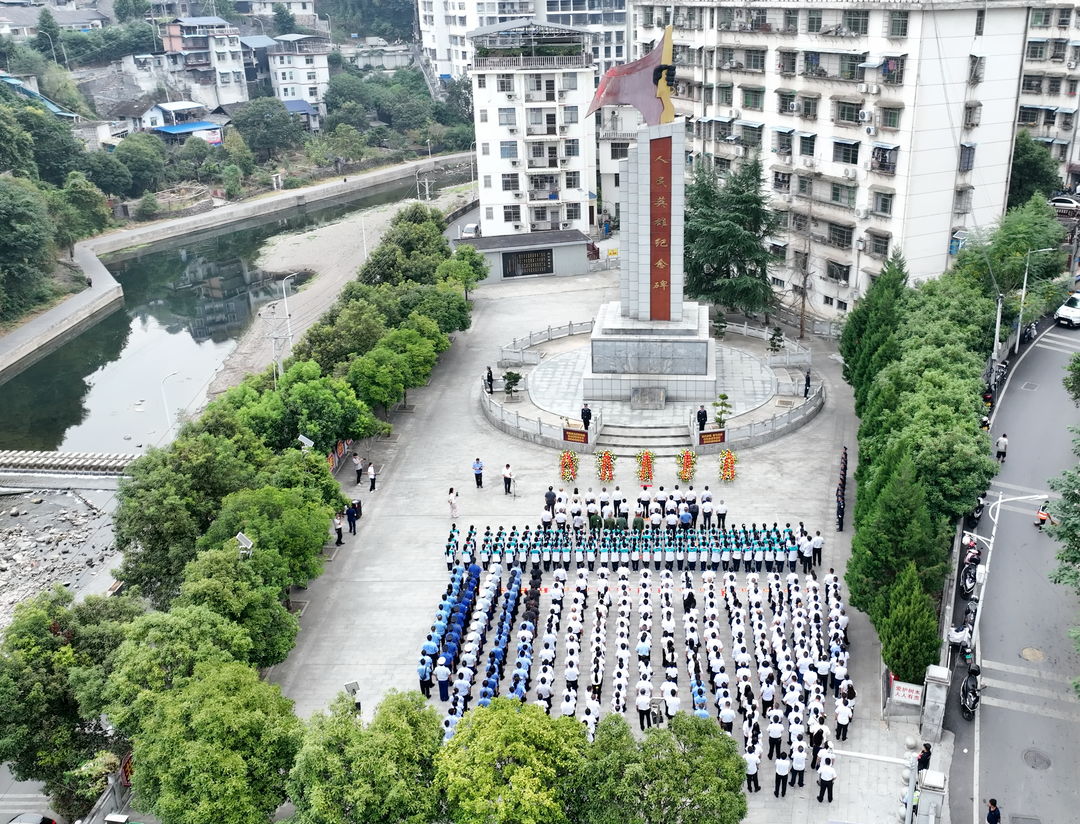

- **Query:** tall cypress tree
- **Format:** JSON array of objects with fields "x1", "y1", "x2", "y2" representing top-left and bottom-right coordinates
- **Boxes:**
[{"x1": 879, "y1": 563, "x2": 942, "y2": 683}]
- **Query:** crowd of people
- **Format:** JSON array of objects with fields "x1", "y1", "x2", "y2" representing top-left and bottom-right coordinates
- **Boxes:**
[{"x1": 419, "y1": 509, "x2": 856, "y2": 804}]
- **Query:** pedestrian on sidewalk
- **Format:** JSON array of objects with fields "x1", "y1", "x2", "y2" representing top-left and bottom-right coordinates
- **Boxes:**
[
  {"x1": 774, "y1": 751, "x2": 791, "y2": 797},
  {"x1": 986, "y1": 800, "x2": 1001, "y2": 824},
  {"x1": 716, "y1": 499, "x2": 727, "y2": 529},
  {"x1": 345, "y1": 502, "x2": 357, "y2": 534},
  {"x1": 417, "y1": 655, "x2": 433, "y2": 698},
  {"x1": 473, "y1": 457, "x2": 484, "y2": 488},
  {"x1": 812, "y1": 531, "x2": 824, "y2": 566},
  {"x1": 353, "y1": 452, "x2": 363, "y2": 484},
  {"x1": 333, "y1": 513, "x2": 344, "y2": 546},
  {"x1": 697, "y1": 405, "x2": 708, "y2": 431},
  {"x1": 744, "y1": 746, "x2": 762, "y2": 793},
  {"x1": 834, "y1": 699, "x2": 852, "y2": 741},
  {"x1": 503, "y1": 464, "x2": 513, "y2": 494},
  {"x1": 434, "y1": 657, "x2": 451, "y2": 701},
  {"x1": 486, "y1": 366, "x2": 494, "y2": 395},
  {"x1": 995, "y1": 433, "x2": 1008, "y2": 463},
  {"x1": 917, "y1": 743, "x2": 932, "y2": 774},
  {"x1": 352, "y1": 497, "x2": 362, "y2": 519},
  {"x1": 368, "y1": 461, "x2": 377, "y2": 492},
  {"x1": 581, "y1": 403, "x2": 592, "y2": 431},
  {"x1": 804, "y1": 369, "x2": 811, "y2": 399},
  {"x1": 836, "y1": 489, "x2": 845, "y2": 532},
  {"x1": 448, "y1": 488, "x2": 459, "y2": 519},
  {"x1": 816, "y1": 756, "x2": 837, "y2": 803}
]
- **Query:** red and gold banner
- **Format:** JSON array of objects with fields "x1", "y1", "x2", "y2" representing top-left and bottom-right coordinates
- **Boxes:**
[
  {"x1": 649, "y1": 136, "x2": 672, "y2": 321},
  {"x1": 563, "y1": 428, "x2": 588, "y2": 444},
  {"x1": 699, "y1": 430, "x2": 726, "y2": 445}
]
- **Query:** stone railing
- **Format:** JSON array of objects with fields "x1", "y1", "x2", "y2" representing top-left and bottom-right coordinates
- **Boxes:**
[
  {"x1": 721, "y1": 321, "x2": 814, "y2": 366},
  {"x1": 479, "y1": 376, "x2": 601, "y2": 454},
  {"x1": 688, "y1": 384, "x2": 826, "y2": 454},
  {"x1": 499, "y1": 319, "x2": 594, "y2": 365}
]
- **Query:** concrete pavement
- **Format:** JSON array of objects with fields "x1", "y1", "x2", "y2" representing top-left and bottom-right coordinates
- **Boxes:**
[{"x1": 266, "y1": 261, "x2": 954, "y2": 823}]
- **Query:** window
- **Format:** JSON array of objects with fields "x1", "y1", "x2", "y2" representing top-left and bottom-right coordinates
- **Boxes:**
[
  {"x1": 823, "y1": 296, "x2": 834, "y2": 306},
  {"x1": 1050, "y1": 76, "x2": 1063, "y2": 94},
  {"x1": 564, "y1": 106, "x2": 579, "y2": 124},
  {"x1": 497, "y1": 74, "x2": 514, "y2": 92},
  {"x1": 1046, "y1": 108, "x2": 1057, "y2": 126},
  {"x1": 880, "y1": 108, "x2": 902, "y2": 129},
  {"x1": 831, "y1": 183, "x2": 856, "y2": 207},
  {"x1": 483, "y1": 175, "x2": 492, "y2": 188},
  {"x1": 477, "y1": 74, "x2": 486, "y2": 88},
  {"x1": 771, "y1": 276, "x2": 785, "y2": 286},
  {"x1": 808, "y1": 9, "x2": 822, "y2": 33},
  {"x1": 778, "y1": 52, "x2": 797, "y2": 75},
  {"x1": 969, "y1": 55, "x2": 985, "y2": 84},
  {"x1": 610, "y1": 142, "x2": 629, "y2": 160},
  {"x1": 565, "y1": 139, "x2": 580, "y2": 156},
  {"x1": 774, "y1": 171, "x2": 791, "y2": 192},
  {"x1": 799, "y1": 134, "x2": 816, "y2": 156},
  {"x1": 502, "y1": 173, "x2": 519, "y2": 191},
  {"x1": 873, "y1": 190, "x2": 894, "y2": 215},
  {"x1": 643, "y1": 6, "x2": 653, "y2": 26},
  {"x1": 743, "y1": 125, "x2": 762, "y2": 147},
  {"x1": 833, "y1": 141, "x2": 860, "y2": 164},
  {"x1": 775, "y1": 131, "x2": 793, "y2": 154},
  {"x1": 793, "y1": 250, "x2": 808, "y2": 271},
  {"x1": 792, "y1": 213, "x2": 809, "y2": 232},
  {"x1": 1031, "y1": 8, "x2": 1052, "y2": 27},
  {"x1": 1071, "y1": 79, "x2": 1079, "y2": 95},
  {"x1": 964, "y1": 102, "x2": 982, "y2": 127},
  {"x1": 1064, "y1": 111, "x2": 1075, "y2": 129},
  {"x1": 719, "y1": 84, "x2": 733, "y2": 105},
  {"x1": 719, "y1": 47, "x2": 734, "y2": 66},
  {"x1": 1018, "y1": 106, "x2": 1041, "y2": 125},
  {"x1": 479, "y1": 109, "x2": 489, "y2": 123},
  {"x1": 889, "y1": 11, "x2": 909, "y2": 37},
  {"x1": 220, "y1": 73, "x2": 231, "y2": 84},
  {"x1": 498, "y1": 108, "x2": 516, "y2": 126},
  {"x1": 307, "y1": 71, "x2": 316, "y2": 80},
  {"x1": 481, "y1": 142, "x2": 490, "y2": 155},
  {"x1": 975, "y1": 9, "x2": 985, "y2": 35},
  {"x1": 778, "y1": 92, "x2": 796, "y2": 113},
  {"x1": 842, "y1": 9, "x2": 869, "y2": 35},
  {"x1": 743, "y1": 88, "x2": 764, "y2": 109},
  {"x1": 1027, "y1": 41, "x2": 1048, "y2": 60},
  {"x1": 867, "y1": 233, "x2": 890, "y2": 258},
  {"x1": 746, "y1": 50, "x2": 766, "y2": 71},
  {"x1": 562, "y1": 72, "x2": 577, "y2": 90},
  {"x1": 1023, "y1": 74, "x2": 1044, "y2": 92},
  {"x1": 1061, "y1": 8, "x2": 1073, "y2": 26},
  {"x1": 566, "y1": 202, "x2": 581, "y2": 219},
  {"x1": 883, "y1": 56, "x2": 906, "y2": 84},
  {"x1": 784, "y1": 10, "x2": 798, "y2": 31},
  {"x1": 800, "y1": 96, "x2": 818, "y2": 119},
  {"x1": 500, "y1": 141, "x2": 518, "y2": 158},
  {"x1": 308, "y1": 87, "x2": 318, "y2": 97},
  {"x1": 797, "y1": 176, "x2": 813, "y2": 196},
  {"x1": 613, "y1": 173, "x2": 620, "y2": 187},
  {"x1": 837, "y1": 300, "x2": 848, "y2": 311},
  {"x1": 566, "y1": 171, "x2": 580, "y2": 188},
  {"x1": 836, "y1": 101, "x2": 860, "y2": 123},
  {"x1": 504, "y1": 205, "x2": 521, "y2": 222},
  {"x1": 714, "y1": 157, "x2": 731, "y2": 174},
  {"x1": 826, "y1": 260, "x2": 851, "y2": 281},
  {"x1": 1053, "y1": 39, "x2": 1069, "y2": 60},
  {"x1": 954, "y1": 187, "x2": 973, "y2": 214},
  {"x1": 827, "y1": 224, "x2": 853, "y2": 249}
]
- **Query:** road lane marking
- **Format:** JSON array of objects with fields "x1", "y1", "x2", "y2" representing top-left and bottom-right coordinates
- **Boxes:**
[
  {"x1": 989, "y1": 480, "x2": 1057, "y2": 497},
  {"x1": 981, "y1": 694, "x2": 1080, "y2": 723},
  {"x1": 982, "y1": 658, "x2": 1077, "y2": 684},
  {"x1": 1034, "y1": 341, "x2": 1080, "y2": 356},
  {"x1": 982, "y1": 676, "x2": 1080, "y2": 704}
]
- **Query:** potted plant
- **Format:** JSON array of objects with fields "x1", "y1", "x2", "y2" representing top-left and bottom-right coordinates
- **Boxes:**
[
  {"x1": 503, "y1": 371, "x2": 523, "y2": 402},
  {"x1": 712, "y1": 393, "x2": 733, "y2": 429}
]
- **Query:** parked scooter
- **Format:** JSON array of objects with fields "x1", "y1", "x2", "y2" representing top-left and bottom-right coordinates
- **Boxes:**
[
  {"x1": 1021, "y1": 320, "x2": 1038, "y2": 344},
  {"x1": 960, "y1": 562, "x2": 978, "y2": 599},
  {"x1": 960, "y1": 664, "x2": 981, "y2": 720},
  {"x1": 964, "y1": 494, "x2": 987, "y2": 530}
]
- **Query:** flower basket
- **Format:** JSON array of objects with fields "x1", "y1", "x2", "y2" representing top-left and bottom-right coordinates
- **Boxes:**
[
  {"x1": 719, "y1": 449, "x2": 738, "y2": 482},
  {"x1": 636, "y1": 449, "x2": 656, "y2": 485},
  {"x1": 560, "y1": 450, "x2": 579, "y2": 483},
  {"x1": 676, "y1": 449, "x2": 698, "y2": 483},
  {"x1": 596, "y1": 450, "x2": 616, "y2": 482}
]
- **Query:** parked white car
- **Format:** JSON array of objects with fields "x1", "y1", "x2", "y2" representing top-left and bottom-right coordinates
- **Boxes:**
[{"x1": 1054, "y1": 293, "x2": 1080, "y2": 327}]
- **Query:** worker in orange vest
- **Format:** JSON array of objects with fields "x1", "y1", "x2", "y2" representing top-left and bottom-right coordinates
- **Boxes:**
[{"x1": 1035, "y1": 501, "x2": 1056, "y2": 530}]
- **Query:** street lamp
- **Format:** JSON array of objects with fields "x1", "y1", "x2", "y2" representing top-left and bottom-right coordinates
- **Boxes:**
[
  {"x1": 161, "y1": 371, "x2": 179, "y2": 440},
  {"x1": 248, "y1": 15, "x2": 265, "y2": 34},
  {"x1": 37, "y1": 30, "x2": 68, "y2": 67},
  {"x1": 236, "y1": 531, "x2": 254, "y2": 560},
  {"x1": 1014, "y1": 246, "x2": 1056, "y2": 354},
  {"x1": 282, "y1": 272, "x2": 298, "y2": 356},
  {"x1": 427, "y1": 138, "x2": 432, "y2": 159}
]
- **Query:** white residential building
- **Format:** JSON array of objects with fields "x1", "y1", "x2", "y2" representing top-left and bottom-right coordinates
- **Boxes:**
[
  {"x1": 628, "y1": 2, "x2": 1029, "y2": 319},
  {"x1": 268, "y1": 34, "x2": 332, "y2": 115},
  {"x1": 469, "y1": 19, "x2": 598, "y2": 239},
  {"x1": 596, "y1": 104, "x2": 642, "y2": 227}
]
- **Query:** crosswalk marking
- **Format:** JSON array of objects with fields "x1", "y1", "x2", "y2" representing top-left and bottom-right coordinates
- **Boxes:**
[
  {"x1": 1040, "y1": 331, "x2": 1080, "y2": 345},
  {"x1": 989, "y1": 480, "x2": 1057, "y2": 497},
  {"x1": 982, "y1": 676, "x2": 1080, "y2": 704},
  {"x1": 981, "y1": 694, "x2": 1080, "y2": 724},
  {"x1": 1035, "y1": 341, "x2": 1080, "y2": 356},
  {"x1": 982, "y1": 658, "x2": 1077, "y2": 684}
]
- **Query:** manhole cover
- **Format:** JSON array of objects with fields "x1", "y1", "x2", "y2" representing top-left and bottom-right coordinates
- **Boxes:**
[
  {"x1": 775, "y1": 399, "x2": 794, "y2": 408},
  {"x1": 1022, "y1": 382, "x2": 1040, "y2": 391},
  {"x1": 1021, "y1": 647, "x2": 1045, "y2": 662},
  {"x1": 1022, "y1": 749, "x2": 1052, "y2": 770}
]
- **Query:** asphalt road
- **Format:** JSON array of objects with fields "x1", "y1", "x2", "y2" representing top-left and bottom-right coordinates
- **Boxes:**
[
  {"x1": 946, "y1": 322, "x2": 1080, "y2": 824},
  {"x1": 0, "y1": 764, "x2": 52, "y2": 822}
]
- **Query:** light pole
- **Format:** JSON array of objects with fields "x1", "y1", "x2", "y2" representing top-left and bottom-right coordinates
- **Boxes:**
[
  {"x1": 248, "y1": 15, "x2": 265, "y2": 34},
  {"x1": 469, "y1": 140, "x2": 476, "y2": 200},
  {"x1": 1014, "y1": 246, "x2": 1056, "y2": 354},
  {"x1": 161, "y1": 371, "x2": 179, "y2": 440},
  {"x1": 282, "y1": 273, "x2": 298, "y2": 356},
  {"x1": 38, "y1": 30, "x2": 67, "y2": 67},
  {"x1": 427, "y1": 138, "x2": 432, "y2": 159},
  {"x1": 323, "y1": 13, "x2": 332, "y2": 40}
]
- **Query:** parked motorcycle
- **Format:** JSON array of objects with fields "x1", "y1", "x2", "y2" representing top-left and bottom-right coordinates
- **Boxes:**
[
  {"x1": 1021, "y1": 320, "x2": 1038, "y2": 344},
  {"x1": 964, "y1": 494, "x2": 987, "y2": 530},
  {"x1": 960, "y1": 664, "x2": 981, "y2": 720},
  {"x1": 960, "y1": 563, "x2": 978, "y2": 599}
]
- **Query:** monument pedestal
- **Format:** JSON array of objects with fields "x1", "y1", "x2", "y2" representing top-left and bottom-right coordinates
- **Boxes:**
[{"x1": 582, "y1": 300, "x2": 716, "y2": 402}]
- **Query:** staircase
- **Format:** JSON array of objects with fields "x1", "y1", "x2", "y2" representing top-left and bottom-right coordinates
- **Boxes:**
[{"x1": 593, "y1": 424, "x2": 693, "y2": 459}]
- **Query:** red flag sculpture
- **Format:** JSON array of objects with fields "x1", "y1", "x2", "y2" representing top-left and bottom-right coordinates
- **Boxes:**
[{"x1": 586, "y1": 25, "x2": 676, "y2": 126}]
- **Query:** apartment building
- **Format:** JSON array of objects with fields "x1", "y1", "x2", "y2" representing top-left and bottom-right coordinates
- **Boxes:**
[
  {"x1": 159, "y1": 17, "x2": 249, "y2": 107},
  {"x1": 628, "y1": 2, "x2": 1029, "y2": 318},
  {"x1": 269, "y1": 33, "x2": 332, "y2": 117}
]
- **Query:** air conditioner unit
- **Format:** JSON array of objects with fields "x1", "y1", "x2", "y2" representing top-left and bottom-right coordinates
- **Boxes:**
[
  {"x1": 561, "y1": 221, "x2": 570, "y2": 228},
  {"x1": 525, "y1": 92, "x2": 537, "y2": 101},
  {"x1": 854, "y1": 207, "x2": 868, "y2": 219},
  {"x1": 788, "y1": 101, "x2": 798, "y2": 112},
  {"x1": 865, "y1": 126, "x2": 877, "y2": 136},
  {"x1": 1070, "y1": 61, "x2": 1078, "y2": 69},
  {"x1": 811, "y1": 233, "x2": 827, "y2": 243},
  {"x1": 867, "y1": 84, "x2": 880, "y2": 94},
  {"x1": 729, "y1": 108, "x2": 741, "y2": 118},
  {"x1": 508, "y1": 127, "x2": 518, "y2": 134},
  {"x1": 858, "y1": 110, "x2": 872, "y2": 122},
  {"x1": 839, "y1": 280, "x2": 849, "y2": 287},
  {"x1": 514, "y1": 191, "x2": 524, "y2": 199},
  {"x1": 861, "y1": 160, "x2": 872, "y2": 171},
  {"x1": 559, "y1": 125, "x2": 568, "y2": 133},
  {"x1": 734, "y1": 146, "x2": 746, "y2": 157},
  {"x1": 513, "y1": 223, "x2": 521, "y2": 229},
  {"x1": 842, "y1": 167, "x2": 856, "y2": 178},
  {"x1": 506, "y1": 93, "x2": 516, "y2": 100},
  {"x1": 781, "y1": 154, "x2": 792, "y2": 165},
  {"x1": 510, "y1": 159, "x2": 520, "y2": 167},
  {"x1": 781, "y1": 192, "x2": 792, "y2": 202},
  {"x1": 558, "y1": 90, "x2": 566, "y2": 99},
  {"x1": 560, "y1": 158, "x2": 568, "y2": 165},
  {"x1": 857, "y1": 83, "x2": 868, "y2": 93},
  {"x1": 803, "y1": 158, "x2": 815, "y2": 168}
]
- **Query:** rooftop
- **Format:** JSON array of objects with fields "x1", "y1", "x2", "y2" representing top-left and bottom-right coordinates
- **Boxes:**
[
  {"x1": 467, "y1": 18, "x2": 591, "y2": 53},
  {"x1": 464, "y1": 228, "x2": 590, "y2": 251}
]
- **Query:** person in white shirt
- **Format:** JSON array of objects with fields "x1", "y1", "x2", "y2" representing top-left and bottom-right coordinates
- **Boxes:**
[
  {"x1": 835, "y1": 699, "x2": 853, "y2": 741},
  {"x1": 790, "y1": 744, "x2": 807, "y2": 787},
  {"x1": 773, "y1": 751, "x2": 791, "y2": 797},
  {"x1": 743, "y1": 746, "x2": 761, "y2": 793},
  {"x1": 636, "y1": 687, "x2": 653, "y2": 730},
  {"x1": 816, "y1": 756, "x2": 837, "y2": 803}
]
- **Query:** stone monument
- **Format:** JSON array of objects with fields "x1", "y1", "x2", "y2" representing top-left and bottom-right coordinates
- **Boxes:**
[{"x1": 581, "y1": 26, "x2": 716, "y2": 403}]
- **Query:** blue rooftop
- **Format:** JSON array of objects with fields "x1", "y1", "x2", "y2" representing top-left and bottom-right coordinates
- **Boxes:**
[{"x1": 152, "y1": 121, "x2": 220, "y2": 134}]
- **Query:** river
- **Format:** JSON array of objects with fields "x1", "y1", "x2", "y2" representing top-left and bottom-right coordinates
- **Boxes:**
[{"x1": 0, "y1": 168, "x2": 470, "y2": 453}]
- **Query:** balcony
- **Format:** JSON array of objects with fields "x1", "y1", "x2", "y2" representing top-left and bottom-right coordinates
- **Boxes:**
[
  {"x1": 599, "y1": 130, "x2": 637, "y2": 140},
  {"x1": 474, "y1": 54, "x2": 592, "y2": 69},
  {"x1": 529, "y1": 188, "x2": 560, "y2": 202},
  {"x1": 526, "y1": 124, "x2": 558, "y2": 136},
  {"x1": 530, "y1": 221, "x2": 562, "y2": 231},
  {"x1": 269, "y1": 39, "x2": 331, "y2": 55},
  {"x1": 528, "y1": 156, "x2": 558, "y2": 168}
]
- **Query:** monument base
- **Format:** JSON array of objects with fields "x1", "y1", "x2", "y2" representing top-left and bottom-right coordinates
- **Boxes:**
[{"x1": 582, "y1": 301, "x2": 717, "y2": 402}]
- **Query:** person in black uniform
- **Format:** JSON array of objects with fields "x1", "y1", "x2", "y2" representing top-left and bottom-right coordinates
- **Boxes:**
[
  {"x1": 581, "y1": 403, "x2": 592, "y2": 431},
  {"x1": 697, "y1": 405, "x2": 709, "y2": 431}
]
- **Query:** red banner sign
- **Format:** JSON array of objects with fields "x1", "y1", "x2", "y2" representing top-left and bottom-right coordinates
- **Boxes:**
[
  {"x1": 563, "y1": 428, "x2": 588, "y2": 444},
  {"x1": 649, "y1": 136, "x2": 672, "y2": 321},
  {"x1": 699, "y1": 430, "x2": 726, "y2": 445}
]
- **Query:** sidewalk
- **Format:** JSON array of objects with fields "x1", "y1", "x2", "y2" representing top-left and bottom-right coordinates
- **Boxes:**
[{"x1": 265, "y1": 268, "x2": 952, "y2": 822}]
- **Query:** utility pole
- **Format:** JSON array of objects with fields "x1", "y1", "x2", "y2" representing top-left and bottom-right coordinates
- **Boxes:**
[
  {"x1": 259, "y1": 303, "x2": 291, "y2": 389},
  {"x1": 797, "y1": 181, "x2": 816, "y2": 339}
]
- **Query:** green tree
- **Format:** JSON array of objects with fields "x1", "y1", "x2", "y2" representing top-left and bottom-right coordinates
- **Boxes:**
[
  {"x1": 80, "y1": 149, "x2": 133, "y2": 196},
  {"x1": 324, "y1": 73, "x2": 370, "y2": 111},
  {"x1": 288, "y1": 690, "x2": 443, "y2": 824},
  {"x1": 196, "y1": 485, "x2": 330, "y2": 589},
  {"x1": 347, "y1": 345, "x2": 409, "y2": 414},
  {"x1": 391, "y1": 201, "x2": 448, "y2": 232},
  {"x1": 1008, "y1": 129, "x2": 1062, "y2": 211},
  {"x1": 443, "y1": 76, "x2": 473, "y2": 122},
  {"x1": 439, "y1": 243, "x2": 488, "y2": 298},
  {"x1": 273, "y1": 2, "x2": 299, "y2": 33},
  {"x1": 329, "y1": 123, "x2": 367, "y2": 160},
  {"x1": 114, "y1": 0, "x2": 151, "y2": 22},
  {"x1": 401, "y1": 310, "x2": 451, "y2": 352},
  {"x1": 0, "y1": 104, "x2": 37, "y2": 177},
  {"x1": 134, "y1": 190, "x2": 159, "y2": 220},
  {"x1": 357, "y1": 241, "x2": 408, "y2": 285},
  {"x1": 103, "y1": 605, "x2": 253, "y2": 736},
  {"x1": 40, "y1": 63, "x2": 95, "y2": 117},
  {"x1": 14, "y1": 104, "x2": 82, "y2": 185},
  {"x1": 34, "y1": 9, "x2": 61, "y2": 59},
  {"x1": 292, "y1": 300, "x2": 387, "y2": 374},
  {"x1": 1065, "y1": 353, "x2": 1080, "y2": 406},
  {"x1": 232, "y1": 97, "x2": 303, "y2": 160},
  {"x1": 131, "y1": 661, "x2": 303, "y2": 824},
  {"x1": 379, "y1": 327, "x2": 438, "y2": 388},
  {"x1": 115, "y1": 133, "x2": 167, "y2": 196},
  {"x1": 223, "y1": 129, "x2": 256, "y2": 176},
  {"x1": 221, "y1": 163, "x2": 243, "y2": 198},
  {"x1": 175, "y1": 544, "x2": 299, "y2": 668},
  {"x1": 61, "y1": 171, "x2": 112, "y2": 237},
  {"x1": 684, "y1": 155, "x2": 782, "y2": 316},
  {"x1": 435, "y1": 698, "x2": 587, "y2": 824},
  {"x1": 878, "y1": 563, "x2": 941, "y2": 683},
  {"x1": 401, "y1": 281, "x2": 472, "y2": 332},
  {"x1": 0, "y1": 177, "x2": 54, "y2": 320}
]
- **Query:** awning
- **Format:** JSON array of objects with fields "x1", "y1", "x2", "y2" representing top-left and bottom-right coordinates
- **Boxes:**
[
  {"x1": 830, "y1": 93, "x2": 863, "y2": 102},
  {"x1": 734, "y1": 119, "x2": 764, "y2": 128},
  {"x1": 152, "y1": 120, "x2": 220, "y2": 135},
  {"x1": 714, "y1": 115, "x2": 734, "y2": 123},
  {"x1": 871, "y1": 141, "x2": 900, "y2": 150},
  {"x1": 869, "y1": 184, "x2": 896, "y2": 194},
  {"x1": 1028, "y1": 38, "x2": 1049, "y2": 43},
  {"x1": 697, "y1": 116, "x2": 715, "y2": 123},
  {"x1": 771, "y1": 164, "x2": 793, "y2": 173},
  {"x1": 1023, "y1": 72, "x2": 1046, "y2": 77},
  {"x1": 774, "y1": 88, "x2": 796, "y2": 95},
  {"x1": 1033, "y1": 136, "x2": 1055, "y2": 143},
  {"x1": 833, "y1": 137, "x2": 860, "y2": 145},
  {"x1": 771, "y1": 125, "x2": 795, "y2": 134},
  {"x1": 794, "y1": 131, "x2": 816, "y2": 138},
  {"x1": 738, "y1": 83, "x2": 765, "y2": 90},
  {"x1": 1059, "y1": 107, "x2": 1077, "y2": 114},
  {"x1": 764, "y1": 237, "x2": 788, "y2": 247},
  {"x1": 1055, "y1": 138, "x2": 1071, "y2": 145},
  {"x1": 1069, "y1": 40, "x2": 1080, "y2": 46},
  {"x1": 960, "y1": 142, "x2": 978, "y2": 149},
  {"x1": 865, "y1": 229, "x2": 891, "y2": 238},
  {"x1": 878, "y1": 100, "x2": 905, "y2": 109},
  {"x1": 798, "y1": 91, "x2": 821, "y2": 99},
  {"x1": 858, "y1": 58, "x2": 883, "y2": 68}
]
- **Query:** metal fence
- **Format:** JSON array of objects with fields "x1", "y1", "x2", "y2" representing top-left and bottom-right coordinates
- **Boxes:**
[{"x1": 499, "y1": 320, "x2": 595, "y2": 365}]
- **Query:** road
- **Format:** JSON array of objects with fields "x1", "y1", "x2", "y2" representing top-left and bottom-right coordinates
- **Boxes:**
[
  {"x1": 946, "y1": 323, "x2": 1080, "y2": 824},
  {"x1": 0, "y1": 764, "x2": 51, "y2": 821}
]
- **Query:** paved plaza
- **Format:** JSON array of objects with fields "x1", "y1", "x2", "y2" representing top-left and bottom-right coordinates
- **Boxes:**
[{"x1": 266, "y1": 267, "x2": 954, "y2": 824}]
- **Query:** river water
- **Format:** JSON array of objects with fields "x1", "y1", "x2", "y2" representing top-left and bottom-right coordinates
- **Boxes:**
[{"x1": 0, "y1": 169, "x2": 469, "y2": 453}]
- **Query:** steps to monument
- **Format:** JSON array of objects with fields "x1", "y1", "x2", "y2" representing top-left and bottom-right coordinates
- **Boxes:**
[{"x1": 594, "y1": 425, "x2": 693, "y2": 458}]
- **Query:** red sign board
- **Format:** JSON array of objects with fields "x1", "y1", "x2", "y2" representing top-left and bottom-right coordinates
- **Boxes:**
[
  {"x1": 649, "y1": 136, "x2": 672, "y2": 321},
  {"x1": 699, "y1": 429, "x2": 726, "y2": 445},
  {"x1": 563, "y1": 428, "x2": 588, "y2": 444},
  {"x1": 120, "y1": 752, "x2": 134, "y2": 787},
  {"x1": 891, "y1": 676, "x2": 924, "y2": 706}
]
